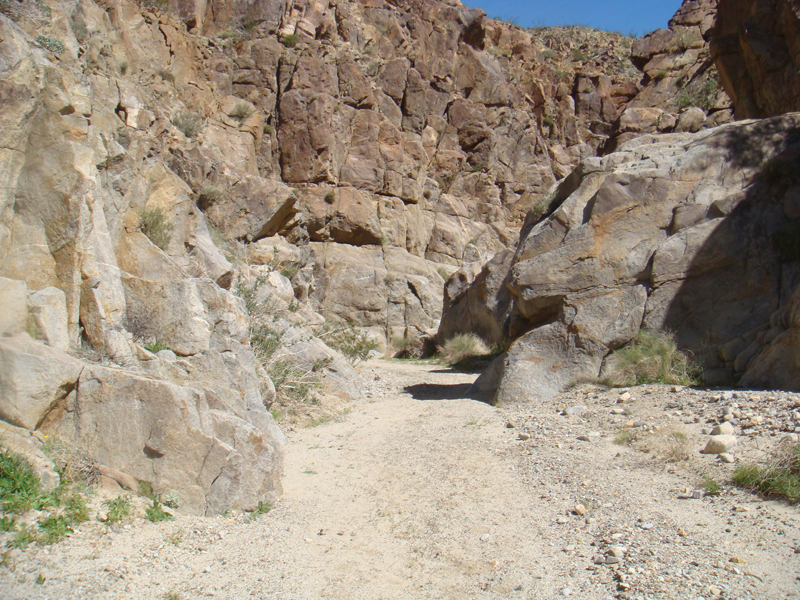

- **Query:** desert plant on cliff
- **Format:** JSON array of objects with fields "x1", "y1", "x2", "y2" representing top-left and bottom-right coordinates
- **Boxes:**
[
  {"x1": 35, "y1": 35, "x2": 64, "y2": 54},
  {"x1": 229, "y1": 102, "x2": 254, "y2": 121},
  {"x1": 439, "y1": 333, "x2": 490, "y2": 366},
  {"x1": 139, "y1": 207, "x2": 174, "y2": 251},
  {"x1": 317, "y1": 322, "x2": 379, "y2": 366},
  {"x1": 281, "y1": 33, "x2": 299, "y2": 48},
  {"x1": 171, "y1": 110, "x2": 203, "y2": 138},
  {"x1": 733, "y1": 440, "x2": 800, "y2": 503},
  {"x1": 604, "y1": 329, "x2": 700, "y2": 387}
]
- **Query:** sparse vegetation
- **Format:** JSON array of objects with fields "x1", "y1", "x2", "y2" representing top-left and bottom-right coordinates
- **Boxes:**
[
  {"x1": 119, "y1": 61, "x2": 129, "y2": 75},
  {"x1": 317, "y1": 322, "x2": 379, "y2": 366},
  {"x1": 542, "y1": 49, "x2": 557, "y2": 60},
  {"x1": 1, "y1": 445, "x2": 95, "y2": 547},
  {"x1": 229, "y1": 102, "x2": 254, "y2": 121},
  {"x1": 654, "y1": 70, "x2": 668, "y2": 81},
  {"x1": 733, "y1": 441, "x2": 800, "y2": 503},
  {"x1": 603, "y1": 329, "x2": 700, "y2": 387},
  {"x1": 171, "y1": 110, "x2": 204, "y2": 138},
  {"x1": 35, "y1": 35, "x2": 65, "y2": 55},
  {"x1": 104, "y1": 496, "x2": 133, "y2": 524},
  {"x1": 145, "y1": 499, "x2": 174, "y2": 523},
  {"x1": 324, "y1": 190, "x2": 336, "y2": 203},
  {"x1": 614, "y1": 429, "x2": 636, "y2": 446},
  {"x1": 542, "y1": 114, "x2": 555, "y2": 127},
  {"x1": 145, "y1": 340, "x2": 170, "y2": 353},
  {"x1": 263, "y1": 123, "x2": 274, "y2": 134},
  {"x1": 702, "y1": 475, "x2": 721, "y2": 496},
  {"x1": 247, "y1": 501, "x2": 272, "y2": 521},
  {"x1": 438, "y1": 333, "x2": 490, "y2": 366},
  {"x1": 282, "y1": 33, "x2": 299, "y2": 48},
  {"x1": 139, "y1": 207, "x2": 174, "y2": 251}
]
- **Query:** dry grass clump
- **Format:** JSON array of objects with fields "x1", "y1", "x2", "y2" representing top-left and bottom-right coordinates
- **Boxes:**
[
  {"x1": 438, "y1": 333, "x2": 490, "y2": 366},
  {"x1": 733, "y1": 440, "x2": 800, "y2": 503},
  {"x1": 604, "y1": 329, "x2": 700, "y2": 387},
  {"x1": 614, "y1": 427, "x2": 692, "y2": 463}
]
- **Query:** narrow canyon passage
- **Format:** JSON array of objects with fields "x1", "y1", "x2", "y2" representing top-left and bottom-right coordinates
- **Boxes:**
[{"x1": 2, "y1": 360, "x2": 798, "y2": 600}]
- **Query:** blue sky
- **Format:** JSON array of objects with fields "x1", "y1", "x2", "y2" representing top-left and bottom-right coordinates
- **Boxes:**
[{"x1": 466, "y1": 0, "x2": 684, "y2": 38}]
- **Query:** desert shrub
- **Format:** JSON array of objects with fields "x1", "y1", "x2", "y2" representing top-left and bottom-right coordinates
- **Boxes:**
[
  {"x1": 282, "y1": 33, "x2": 299, "y2": 48},
  {"x1": 702, "y1": 475, "x2": 721, "y2": 496},
  {"x1": 171, "y1": 110, "x2": 203, "y2": 138},
  {"x1": 542, "y1": 114, "x2": 555, "y2": 127},
  {"x1": 119, "y1": 61, "x2": 128, "y2": 75},
  {"x1": 733, "y1": 441, "x2": 800, "y2": 503},
  {"x1": 247, "y1": 501, "x2": 272, "y2": 521},
  {"x1": 654, "y1": 70, "x2": 668, "y2": 81},
  {"x1": 35, "y1": 35, "x2": 64, "y2": 54},
  {"x1": 319, "y1": 322, "x2": 379, "y2": 366},
  {"x1": 145, "y1": 499, "x2": 173, "y2": 522},
  {"x1": 604, "y1": 329, "x2": 700, "y2": 387},
  {"x1": 0, "y1": 447, "x2": 43, "y2": 513},
  {"x1": 391, "y1": 334, "x2": 423, "y2": 359},
  {"x1": 542, "y1": 49, "x2": 557, "y2": 60},
  {"x1": 324, "y1": 190, "x2": 336, "y2": 203},
  {"x1": 38, "y1": 514, "x2": 73, "y2": 544},
  {"x1": 42, "y1": 438, "x2": 100, "y2": 486},
  {"x1": 263, "y1": 123, "x2": 274, "y2": 134},
  {"x1": 139, "y1": 207, "x2": 174, "y2": 251},
  {"x1": 229, "y1": 102, "x2": 253, "y2": 121},
  {"x1": 439, "y1": 333, "x2": 490, "y2": 366},
  {"x1": 104, "y1": 496, "x2": 132, "y2": 523}
]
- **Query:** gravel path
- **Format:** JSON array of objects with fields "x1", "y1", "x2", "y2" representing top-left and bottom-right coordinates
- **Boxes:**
[{"x1": 2, "y1": 359, "x2": 799, "y2": 599}]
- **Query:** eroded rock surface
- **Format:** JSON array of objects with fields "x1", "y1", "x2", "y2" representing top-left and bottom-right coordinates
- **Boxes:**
[{"x1": 456, "y1": 114, "x2": 800, "y2": 402}]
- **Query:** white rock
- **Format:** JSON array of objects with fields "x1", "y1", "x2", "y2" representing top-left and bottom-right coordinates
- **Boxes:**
[
  {"x1": 711, "y1": 422, "x2": 734, "y2": 436},
  {"x1": 701, "y1": 435, "x2": 738, "y2": 454}
]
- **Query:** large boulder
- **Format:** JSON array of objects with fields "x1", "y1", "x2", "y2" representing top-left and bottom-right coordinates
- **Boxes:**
[
  {"x1": 456, "y1": 113, "x2": 800, "y2": 403},
  {"x1": 43, "y1": 365, "x2": 282, "y2": 515}
]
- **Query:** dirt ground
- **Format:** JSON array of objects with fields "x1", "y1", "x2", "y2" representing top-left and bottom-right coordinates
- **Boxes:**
[{"x1": 2, "y1": 359, "x2": 799, "y2": 599}]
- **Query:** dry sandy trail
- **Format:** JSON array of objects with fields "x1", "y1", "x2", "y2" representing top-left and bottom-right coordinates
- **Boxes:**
[{"x1": 2, "y1": 359, "x2": 799, "y2": 599}]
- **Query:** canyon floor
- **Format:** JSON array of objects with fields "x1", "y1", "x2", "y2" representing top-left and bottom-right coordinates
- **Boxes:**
[{"x1": 2, "y1": 359, "x2": 799, "y2": 600}]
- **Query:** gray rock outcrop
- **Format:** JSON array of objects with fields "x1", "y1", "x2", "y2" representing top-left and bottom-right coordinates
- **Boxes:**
[{"x1": 455, "y1": 114, "x2": 800, "y2": 402}]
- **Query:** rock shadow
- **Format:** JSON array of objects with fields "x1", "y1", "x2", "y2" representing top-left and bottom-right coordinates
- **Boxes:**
[
  {"x1": 658, "y1": 116, "x2": 800, "y2": 387},
  {"x1": 403, "y1": 382, "x2": 492, "y2": 403}
]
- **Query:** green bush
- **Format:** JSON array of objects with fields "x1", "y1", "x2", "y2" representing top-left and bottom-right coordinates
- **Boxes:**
[
  {"x1": 321, "y1": 323, "x2": 379, "y2": 366},
  {"x1": 604, "y1": 329, "x2": 700, "y2": 387},
  {"x1": 139, "y1": 207, "x2": 174, "y2": 251},
  {"x1": 171, "y1": 110, "x2": 204, "y2": 138},
  {"x1": 733, "y1": 441, "x2": 800, "y2": 503},
  {"x1": 104, "y1": 496, "x2": 132, "y2": 523},
  {"x1": 145, "y1": 499, "x2": 174, "y2": 522},
  {"x1": 35, "y1": 35, "x2": 65, "y2": 55},
  {"x1": 0, "y1": 447, "x2": 43, "y2": 513},
  {"x1": 282, "y1": 34, "x2": 299, "y2": 48}
]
